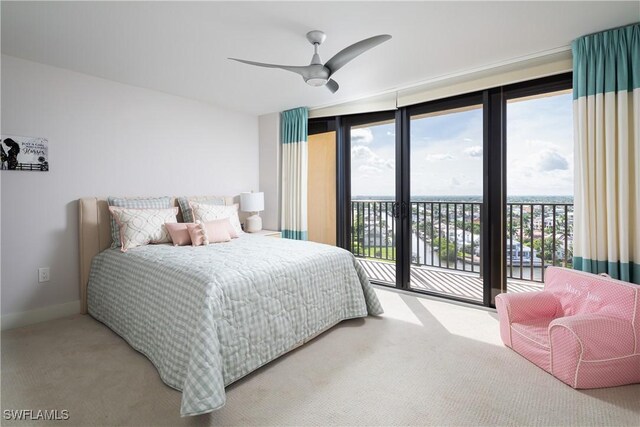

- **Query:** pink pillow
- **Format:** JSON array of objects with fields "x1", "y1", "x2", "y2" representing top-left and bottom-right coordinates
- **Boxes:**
[
  {"x1": 202, "y1": 219, "x2": 232, "y2": 243},
  {"x1": 186, "y1": 223, "x2": 208, "y2": 246},
  {"x1": 165, "y1": 223, "x2": 193, "y2": 246},
  {"x1": 218, "y1": 217, "x2": 239, "y2": 239},
  {"x1": 186, "y1": 220, "x2": 231, "y2": 246}
]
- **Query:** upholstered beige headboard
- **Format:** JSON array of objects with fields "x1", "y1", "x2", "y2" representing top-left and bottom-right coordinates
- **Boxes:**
[{"x1": 78, "y1": 196, "x2": 236, "y2": 314}]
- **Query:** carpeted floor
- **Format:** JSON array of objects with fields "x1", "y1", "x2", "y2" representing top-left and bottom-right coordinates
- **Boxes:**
[{"x1": 2, "y1": 287, "x2": 639, "y2": 426}]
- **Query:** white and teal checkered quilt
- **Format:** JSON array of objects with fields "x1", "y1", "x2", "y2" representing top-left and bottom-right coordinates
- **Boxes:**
[{"x1": 87, "y1": 234, "x2": 382, "y2": 416}]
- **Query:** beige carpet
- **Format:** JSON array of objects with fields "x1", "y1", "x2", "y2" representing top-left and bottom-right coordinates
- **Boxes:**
[{"x1": 2, "y1": 287, "x2": 639, "y2": 426}]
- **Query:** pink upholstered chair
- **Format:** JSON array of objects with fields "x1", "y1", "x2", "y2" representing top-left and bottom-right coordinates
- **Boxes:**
[{"x1": 496, "y1": 266, "x2": 640, "y2": 389}]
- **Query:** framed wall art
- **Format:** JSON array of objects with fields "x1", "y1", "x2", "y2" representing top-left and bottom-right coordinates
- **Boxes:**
[{"x1": 1, "y1": 135, "x2": 49, "y2": 171}]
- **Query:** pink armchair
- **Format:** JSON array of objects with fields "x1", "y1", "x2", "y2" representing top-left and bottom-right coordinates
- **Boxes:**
[{"x1": 496, "y1": 266, "x2": 640, "y2": 389}]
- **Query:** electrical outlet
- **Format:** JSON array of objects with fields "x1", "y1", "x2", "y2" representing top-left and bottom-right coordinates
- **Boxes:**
[{"x1": 38, "y1": 267, "x2": 50, "y2": 283}]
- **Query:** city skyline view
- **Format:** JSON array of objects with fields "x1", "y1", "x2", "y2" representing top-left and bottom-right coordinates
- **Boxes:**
[{"x1": 351, "y1": 90, "x2": 574, "y2": 198}]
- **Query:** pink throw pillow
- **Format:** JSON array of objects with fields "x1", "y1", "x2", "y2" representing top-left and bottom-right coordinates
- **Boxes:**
[
  {"x1": 186, "y1": 223, "x2": 208, "y2": 246},
  {"x1": 202, "y1": 219, "x2": 232, "y2": 243},
  {"x1": 217, "y1": 217, "x2": 238, "y2": 239},
  {"x1": 165, "y1": 223, "x2": 193, "y2": 246}
]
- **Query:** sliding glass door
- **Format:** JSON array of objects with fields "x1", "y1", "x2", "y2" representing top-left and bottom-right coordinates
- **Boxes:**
[
  {"x1": 345, "y1": 112, "x2": 398, "y2": 286},
  {"x1": 408, "y1": 98, "x2": 484, "y2": 302}
]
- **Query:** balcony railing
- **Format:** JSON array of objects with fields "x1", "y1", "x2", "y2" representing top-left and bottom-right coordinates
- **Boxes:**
[{"x1": 350, "y1": 200, "x2": 574, "y2": 283}]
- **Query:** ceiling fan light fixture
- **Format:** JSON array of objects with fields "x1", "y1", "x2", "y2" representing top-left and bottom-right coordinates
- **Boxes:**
[{"x1": 305, "y1": 77, "x2": 328, "y2": 87}]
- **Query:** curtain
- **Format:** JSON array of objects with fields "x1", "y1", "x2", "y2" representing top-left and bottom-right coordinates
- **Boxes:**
[
  {"x1": 572, "y1": 23, "x2": 640, "y2": 283},
  {"x1": 280, "y1": 107, "x2": 308, "y2": 240}
]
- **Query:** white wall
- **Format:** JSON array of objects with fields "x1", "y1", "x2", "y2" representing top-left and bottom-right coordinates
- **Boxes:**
[
  {"x1": 1, "y1": 55, "x2": 259, "y2": 325},
  {"x1": 258, "y1": 113, "x2": 280, "y2": 232}
]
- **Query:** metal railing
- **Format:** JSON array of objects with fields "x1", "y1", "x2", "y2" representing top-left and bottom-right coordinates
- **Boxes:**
[
  {"x1": 351, "y1": 201, "x2": 397, "y2": 262},
  {"x1": 350, "y1": 200, "x2": 574, "y2": 283},
  {"x1": 506, "y1": 203, "x2": 574, "y2": 282}
]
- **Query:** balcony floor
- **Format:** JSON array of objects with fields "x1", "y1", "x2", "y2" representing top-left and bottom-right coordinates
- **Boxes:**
[{"x1": 359, "y1": 258, "x2": 543, "y2": 302}]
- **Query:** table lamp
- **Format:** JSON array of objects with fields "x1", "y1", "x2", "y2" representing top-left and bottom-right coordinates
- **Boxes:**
[{"x1": 240, "y1": 192, "x2": 265, "y2": 232}]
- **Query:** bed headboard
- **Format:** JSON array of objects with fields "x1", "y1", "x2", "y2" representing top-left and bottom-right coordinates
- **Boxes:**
[{"x1": 78, "y1": 196, "x2": 236, "y2": 314}]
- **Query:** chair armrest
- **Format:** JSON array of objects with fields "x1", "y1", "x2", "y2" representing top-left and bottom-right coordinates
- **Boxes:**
[
  {"x1": 495, "y1": 291, "x2": 560, "y2": 324},
  {"x1": 549, "y1": 314, "x2": 636, "y2": 360}
]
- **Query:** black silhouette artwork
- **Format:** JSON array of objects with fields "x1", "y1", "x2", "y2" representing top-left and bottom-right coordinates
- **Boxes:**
[
  {"x1": 3, "y1": 138, "x2": 20, "y2": 170},
  {"x1": 0, "y1": 144, "x2": 6, "y2": 170},
  {"x1": 1, "y1": 136, "x2": 49, "y2": 171}
]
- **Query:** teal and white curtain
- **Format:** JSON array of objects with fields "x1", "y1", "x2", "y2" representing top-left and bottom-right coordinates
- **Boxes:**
[
  {"x1": 281, "y1": 107, "x2": 308, "y2": 240},
  {"x1": 572, "y1": 23, "x2": 640, "y2": 283}
]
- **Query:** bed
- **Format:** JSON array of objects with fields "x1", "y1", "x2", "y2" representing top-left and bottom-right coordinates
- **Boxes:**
[{"x1": 78, "y1": 197, "x2": 382, "y2": 416}]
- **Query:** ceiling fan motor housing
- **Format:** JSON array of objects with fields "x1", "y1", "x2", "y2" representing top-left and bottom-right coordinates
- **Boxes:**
[{"x1": 304, "y1": 64, "x2": 330, "y2": 86}]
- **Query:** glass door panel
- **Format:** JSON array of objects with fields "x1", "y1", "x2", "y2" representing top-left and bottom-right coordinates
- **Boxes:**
[
  {"x1": 350, "y1": 119, "x2": 397, "y2": 286},
  {"x1": 505, "y1": 89, "x2": 574, "y2": 292},
  {"x1": 408, "y1": 104, "x2": 484, "y2": 302}
]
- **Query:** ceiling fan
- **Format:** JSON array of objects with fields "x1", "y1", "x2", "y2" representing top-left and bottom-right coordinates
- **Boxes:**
[{"x1": 229, "y1": 30, "x2": 391, "y2": 93}]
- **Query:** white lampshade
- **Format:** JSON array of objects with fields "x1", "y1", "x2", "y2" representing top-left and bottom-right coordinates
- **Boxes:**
[{"x1": 240, "y1": 192, "x2": 264, "y2": 212}]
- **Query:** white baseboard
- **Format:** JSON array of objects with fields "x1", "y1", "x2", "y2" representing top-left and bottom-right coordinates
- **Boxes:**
[{"x1": 1, "y1": 300, "x2": 81, "y2": 331}]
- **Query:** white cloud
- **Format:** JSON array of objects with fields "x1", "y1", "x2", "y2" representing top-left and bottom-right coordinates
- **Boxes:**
[
  {"x1": 426, "y1": 153, "x2": 454, "y2": 161},
  {"x1": 351, "y1": 145, "x2": 374, "y2": 160},
  {"x1": 463, "y1": 146, "x2": 483, "y2": 158},
  {"x1": 537, "y1": 150, "x2": 569, "y2": 171},
  {"x1": 463, "y1": 138, "x2": 473, "y2": 142},
  {"x1": 358, "y1": 165, "x2": 382, "y2": 174},
  {"x1": 450, "y1": 177, "x2": 461, "y2": 187},
  {"x1": 351, "y1": 128, "x2": 373, "y2": 145},
  {"x1": 352, "y1": 145, "x2": 393, "y2": 170},
  {"x1": 386, "y1": 131, "x2": 395, "y2": 137}
]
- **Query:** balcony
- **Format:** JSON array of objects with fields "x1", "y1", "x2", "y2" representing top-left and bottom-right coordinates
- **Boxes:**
[{"x1": 351, "y1": 200, "x2": 574, "y2": 302}]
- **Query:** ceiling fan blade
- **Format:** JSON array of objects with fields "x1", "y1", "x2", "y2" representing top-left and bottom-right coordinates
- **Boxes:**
[
  {"x1": 326, "y1": 79, "x2": 339, "y2": 93},
  {"x1": 324, "y1": 34, "x2": 391, "y2": 75},
  {"x1": 229, "y1": 58, "x2": 310, "y2": 77}
]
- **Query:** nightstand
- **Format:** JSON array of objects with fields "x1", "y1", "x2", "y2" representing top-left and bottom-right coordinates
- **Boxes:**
[{"x1": 248, "y1": 229, "x2": 281, "y2": 238}]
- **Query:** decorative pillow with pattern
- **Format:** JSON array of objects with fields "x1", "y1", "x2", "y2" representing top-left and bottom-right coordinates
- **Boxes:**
[
  {"x1": 107, "y1": 196, "x2": 173, "y2": 248},
  {"x1": 109, "y1": 207, "x2": 178, "y2": 252},
  {"x1": 177, "y1": 196, "x2": 225, "y2": 223},
  {"x1": 190, "y1": 202, "x2": 244, "y2": 236}
]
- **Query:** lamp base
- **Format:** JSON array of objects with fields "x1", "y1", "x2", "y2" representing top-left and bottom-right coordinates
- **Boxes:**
[{"x1": 245, "y1": 214, "x2": 263, "y2": 233}]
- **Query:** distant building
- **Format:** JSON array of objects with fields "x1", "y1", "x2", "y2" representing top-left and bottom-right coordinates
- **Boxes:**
[
  {"x1": 363, "y1": 225, "x2": 391, "y2": 247},
  {"x1": 506, "y1": 241, "x2": 542, "y2": 266},
  {"x1": 455, "y1": 229, "x2": 480, "y2": 248}
]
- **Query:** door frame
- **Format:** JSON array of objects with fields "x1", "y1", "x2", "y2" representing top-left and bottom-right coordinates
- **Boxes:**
[
  {"x1": 406, "y1": 92, "x2": 489, "y2": 304},
  {"x1": 338, "y1": 110, "x2": 400, "y2": 288}
]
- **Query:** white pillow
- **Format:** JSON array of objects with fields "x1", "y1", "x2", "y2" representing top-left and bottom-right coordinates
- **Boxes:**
[
  {"x1": 109, "y1": 207, "x2": 178, "y2": 252},
  {"x1": 189, "y1": 202, "x2": 244, "y2": 236}
]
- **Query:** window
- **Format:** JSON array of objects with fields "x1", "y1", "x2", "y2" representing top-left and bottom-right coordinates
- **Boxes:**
[{"x1": 335, "y1": 73, "x2": 573, "y2": 308}]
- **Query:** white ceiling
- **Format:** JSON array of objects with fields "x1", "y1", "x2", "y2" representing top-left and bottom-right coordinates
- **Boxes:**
[{"x1": 2, "y1": 1, "x2": 638, "y2": 116}]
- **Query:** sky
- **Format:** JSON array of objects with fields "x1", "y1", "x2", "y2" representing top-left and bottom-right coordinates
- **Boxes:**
[{"x1": 350, "y1": 91, "x2": 574, "y2": 197}]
